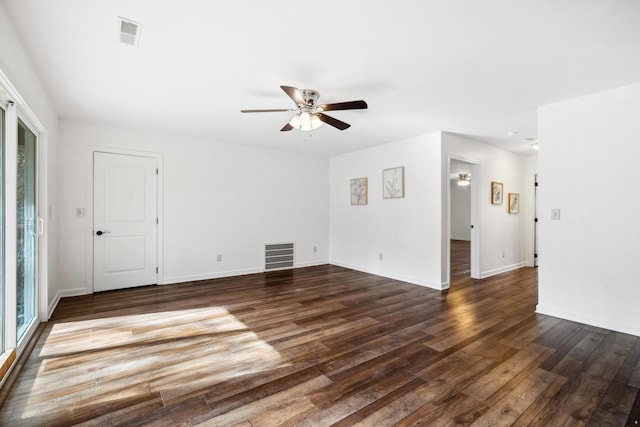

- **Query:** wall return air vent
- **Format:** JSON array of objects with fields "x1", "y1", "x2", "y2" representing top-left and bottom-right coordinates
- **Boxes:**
[
  {"x1": 117, "y1": 17, "x2": 142, "y2": 47},
  {"x1": 265, "y1": 243, "x2": 295, "y2": 271}
]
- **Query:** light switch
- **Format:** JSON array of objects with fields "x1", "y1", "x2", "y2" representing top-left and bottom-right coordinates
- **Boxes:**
[{"x1": 551, "y1": 209, "x2": 561, "y2": 220}]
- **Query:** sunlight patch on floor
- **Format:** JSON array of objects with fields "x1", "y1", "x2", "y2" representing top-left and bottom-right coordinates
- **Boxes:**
[{"x1": 13, "y1": 307, "x2": 284, "y2": 422}]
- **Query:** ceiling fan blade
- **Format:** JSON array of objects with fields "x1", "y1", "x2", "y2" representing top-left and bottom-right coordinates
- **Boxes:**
[
  {"x1": 241, "y1": 108, "x2": 295, "y2": 113},
  {"x1": 319, "y1": 100, "x2": 368, "y2": 111},
  {"x1": 280, "y1": 86, "x2": 306, "y2": 106},
  {"x1": 317, "y1": 113, "x2": 351, "y2": 130},
  {"x1": 280, "y1": 123, "x2": 294, "y2": 132}
]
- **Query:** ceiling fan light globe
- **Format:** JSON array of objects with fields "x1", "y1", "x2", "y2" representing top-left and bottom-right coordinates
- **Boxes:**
[
  {"x1": 310, "y1": 114, "x2": 323, "y2": 130},
  {"x1": 289, "y1": 113, "x2": 302, "y2": 129},
  {"x1": 300, "y1": 111, "x2": 312, "y2": 129},
  {"x1": 290, "y1": 112, "x2": 323, "y2": 131}
]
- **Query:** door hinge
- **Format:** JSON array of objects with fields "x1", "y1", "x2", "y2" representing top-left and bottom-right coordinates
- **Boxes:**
[
  {"x1": 156, "y1": 168, "x2": 159, "y2": 175},
  {"x1": 534, "y1": 218, "x2": 538, "y2": 222},
  {"x1": 156, "y1": 267, "x2": 159, "y2": 274},
  {"x1": 534, "y1": 253, "x2": 538, "y2": 258},
  {"x1": 156, "y1": 218, "x2": 159, "y2": 224},
  {"x1": 535, "y1": 182, "x2": 539, "y2": 187}
]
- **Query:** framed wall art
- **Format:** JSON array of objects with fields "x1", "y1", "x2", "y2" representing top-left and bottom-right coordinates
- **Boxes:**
[
  {"x1": 383, "y1": 166, "x2": 404, "y2": 199},
  {"x1": 508, "y1": 192, "x2": 520, "y2": 214},
  {"x1": 491, "y1": 181, "x2": 503, "y2": 205},
  {"x1": 350, "y1": 177, "x2": 368, "y2": 205}
]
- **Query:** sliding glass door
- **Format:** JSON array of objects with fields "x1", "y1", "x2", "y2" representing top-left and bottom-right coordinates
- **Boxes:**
[
  {"x1": 0, "y1": 73, "x2": 44, "y2": 381},
  {"x1": 0, "y1": 106, "x2": 4, "y2": 353},
  {"x1": 17, "y1": 119, "x2": 36, "y2": 340}
]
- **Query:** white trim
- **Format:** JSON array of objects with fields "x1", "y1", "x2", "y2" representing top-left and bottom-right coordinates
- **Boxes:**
[
  {"x1": 163, "y1": 267, "x2": 264, "y2": 285},
  {"x1": 3, "y1": 102, "x2": 18, "y2": 350},
  {"x1": 47, "y1": 290, "x2": 61, "y2": 319},
  {"x1": 16, "y1": 317, "x2": 38, "y2": 355},
  {"x1": 57, "y1": 287, "x2": 90, "y2": 299},
  {"x1": 536, "y1": 304, "x2": 640, "y2": 337},
  {"x1": 85, "y1": 146, "x2": 164, "y2": 293},
  {"x1": 2, "y1": 67, "x2": 50, "y2": 328},
  {"x1": 479, "y1": 262, "x2": 527, "y2": 279},
  {"x1": 330, "y1": 260, "x2": 445, "y2": 290},
  {"x1": 295, "y1": 260, "x2": 329, "y2": 269},
  {"x1": 163, "y1": 260, "x2": 329, "y2": 285},
  {"x1": 446, "y1": 156, "x2": 481, "y2": 285}
]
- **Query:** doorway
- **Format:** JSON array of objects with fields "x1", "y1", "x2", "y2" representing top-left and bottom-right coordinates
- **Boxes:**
[
  {"x1": 448, "y1": 158, "x2": 479, "y2": 282},
  {"x1": 534, "y1": 173, "x2": 539, "y2": 267},
  {"x1": 93, "y1": 152, "x2": 158, "y2": 292}
]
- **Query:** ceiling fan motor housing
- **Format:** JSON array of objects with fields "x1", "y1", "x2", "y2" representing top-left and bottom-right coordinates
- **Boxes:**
[{"x1": 300, "y1": 89, "x2": 320, "y2": 107}]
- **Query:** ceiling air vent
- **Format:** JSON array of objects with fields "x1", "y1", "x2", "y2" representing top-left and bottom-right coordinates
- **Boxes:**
[{"x1": 117, "y1": 17, "x2": 142, "y2": 47}]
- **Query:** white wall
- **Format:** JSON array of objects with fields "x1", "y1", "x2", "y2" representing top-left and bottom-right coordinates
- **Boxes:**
[
  {"x1": 450, "y1": 182, "x2": 471, "y2": 240},
  {"x1": 523, "y1": 154, "x2": 538, "y2": 266},
  {"x1": 537, "y1": 82, "x2": 640, "y2": 336},
  {"x1": 329, "y1": 133, "x2": 444, "y2": 289},
  {"x1": 58, "y1": 120, "x2": 329, "y2": 295},
  {"x1": 442, "y1": 133, "x2": 528, "y2": 281},
  {"x1": 0, "y1": 5, "x2": 59, "y2": 317}
]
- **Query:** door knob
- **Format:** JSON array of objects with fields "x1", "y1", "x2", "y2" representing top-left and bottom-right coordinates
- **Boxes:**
[{"x1": 96, "y1": 230, "x2": 110, "y2": 236}]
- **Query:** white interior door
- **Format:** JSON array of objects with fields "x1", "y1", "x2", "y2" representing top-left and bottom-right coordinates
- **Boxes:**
[{"x1": 93, "y1": 152, "x2": 157, "y2": 292}]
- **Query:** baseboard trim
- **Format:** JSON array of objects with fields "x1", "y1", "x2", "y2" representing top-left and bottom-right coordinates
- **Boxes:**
[
  {"x1": 162, "y1": 260, "x2": 330, "y2": 285},
  {"x1": 47, "y1": 290, "x2": 61, "y2": 319},
  {"x1": 60, "y1": 287, "x2": 91, "y2": 298},
  {"x1": 162, "y1": 268, "x2": 263, "y2": 285},
  {"x1": 329, "y1": 261, "x2": 444, "y2": 290},
  {"x1": 47, "y1": 287, "x2": 91, "y2": 318},
  {"x1": 480, "y1": 262, "x2": 526, "y2": 279},
  {"x1": 536, "y1": 304, "x2": 640, "y2": 337},
  {"x1": 295, "y1": 260, "x2": 330, "y2": 269}
]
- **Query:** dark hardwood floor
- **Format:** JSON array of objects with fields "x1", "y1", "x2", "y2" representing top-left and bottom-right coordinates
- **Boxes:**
[
  {"x1": 451, "y1": 239, "x2": 471, "y2": 279},
  {"x1": 0, "y1": 263, "x2": 639, "y2": 426}
]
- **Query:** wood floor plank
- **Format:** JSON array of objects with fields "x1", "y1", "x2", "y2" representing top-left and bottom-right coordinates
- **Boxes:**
[
  {"x1": 470, "y1": 368, "x2": 559, "y2": 426},
  {"x1": 0, "y1": 253, "x2": 637, "y2": 425}
]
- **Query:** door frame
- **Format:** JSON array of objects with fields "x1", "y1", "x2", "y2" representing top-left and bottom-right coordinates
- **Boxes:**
[
  {"x1": 0, "y1": 68, "x2": 49, "y2": 355},
  {"x1": 85, "y1": 147, "x2": 164, "y2": 293},
  {"x1": 446, "y1": 156, "x2": 481, "y2": 285}
]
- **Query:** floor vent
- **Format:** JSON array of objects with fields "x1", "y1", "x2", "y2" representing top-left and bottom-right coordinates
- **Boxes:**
[{"x1": 265, "y1": 243, "x2": 295, "y2": 271}]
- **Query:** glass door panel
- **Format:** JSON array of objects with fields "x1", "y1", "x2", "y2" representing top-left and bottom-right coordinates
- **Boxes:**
[
  {"x1": 17, "y1": 119, "x2": 36, "y2": 340},
  {"x1": 0, "y1": 107, "x2": 4, "y2": 352}
]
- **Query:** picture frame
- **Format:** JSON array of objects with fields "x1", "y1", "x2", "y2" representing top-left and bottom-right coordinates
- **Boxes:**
[
  {"x1": 508, "y1": 192, "x2": 519, "y2": 214},
  {"x1": 350, "y1": 177, "x2": 368, "y2": 205},
  {"x1": 491, "y1": 181, "x2": 503, "y2": 205},
  {"x1": 383, "y1": 166, "x2": 405, "y2": 199}
]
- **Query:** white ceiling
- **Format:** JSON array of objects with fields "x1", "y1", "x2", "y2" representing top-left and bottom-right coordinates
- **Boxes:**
[{"x1": 3, "y1": 0, "x2": 640, "y2": 157}]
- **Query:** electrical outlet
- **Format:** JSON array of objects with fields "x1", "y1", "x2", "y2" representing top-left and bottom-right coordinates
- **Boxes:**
[
  {"x1": 551, "y1": 209, "x2": 561, "y2": 220},
  {"x1": 216, "y1": 254, "x2": 222, "y2": 262},
  {"x1": 313, "y1": 246, "x2": 317, "y2": 253},
  {"x1": 379, "y1": 253, "x2": 383, "y2": 261},
  {"x1": 75, "y1": 208, "x2": 85, "y2": 217},
  {"x1": 501, "y1": 250, "x2": 505, "y2": 258}
]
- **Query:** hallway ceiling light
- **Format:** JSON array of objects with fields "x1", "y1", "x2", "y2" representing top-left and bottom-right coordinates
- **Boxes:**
[
  {"x1": 457, "y1": 173, "x2": 471, "y2": 186},
  {"x1": 530, "y1": 142, "x2": 539, "y2": 150}
]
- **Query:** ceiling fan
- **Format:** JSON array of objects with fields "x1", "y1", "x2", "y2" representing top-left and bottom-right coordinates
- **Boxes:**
[{"x1": 241, "y1": 85, "x2": 368, "y2": 132}]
